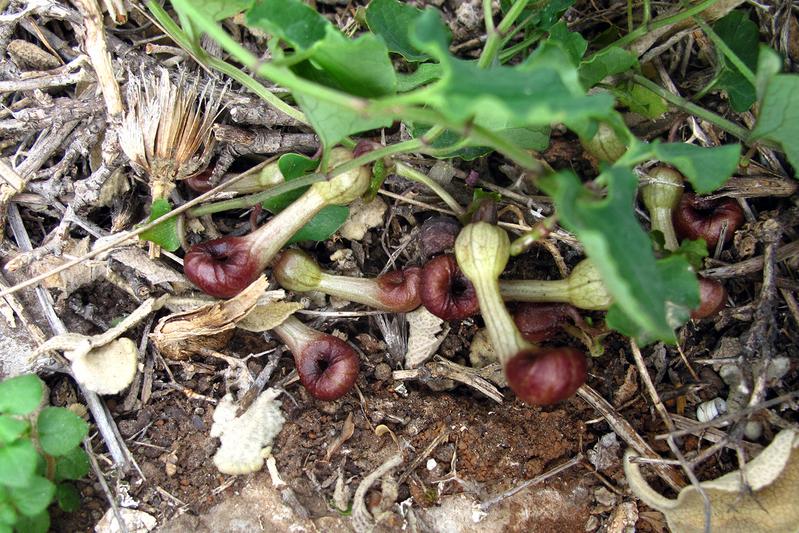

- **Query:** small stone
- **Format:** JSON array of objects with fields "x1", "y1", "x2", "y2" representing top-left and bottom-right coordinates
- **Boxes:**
[{"x1": 374, "y1": 362, "x2": 392, "y2": 381}]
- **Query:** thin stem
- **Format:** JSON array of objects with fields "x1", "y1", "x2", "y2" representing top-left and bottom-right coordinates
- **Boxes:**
[
  {"x1": 630, "y1": 74, "x2": 750, "y2": 140},
  {"x1": 692, "y1": 15, "x2": 756, "y2": 85},
  {"x1": 146, "y1": 0, "x2": 308, "y2": 125},
  {"x1": 247, "y1": 188, "x2": 327, "y2": 265},
  {"x1": 498, "y1": 279, "x2": 571, "y2": 303},
  {"x1": 475, "y1": 275, "x2": 530, "y2": 363},
  {"x1": 187, "y1": 173, "x2": 325, "y2": 217},
  {"x1": 499, "y1": 31, "x2": 542, "y2": 63},
  {"x1": 650, "y1": 208, "x2": 679, "y2": 251},
  {"x1": 478, "y1": 0, "x2": 530, "y2": 68},
  {"x1": 394, "y1": 162, "x2": 465, "y2": 216},
  {"x1": 591, "y1": 0, "x2": 719, "y2": 58},
  {"x1": 317, "y1": 275, "x2": 387, "y2": 310},
  {"x1": 169, "y1": 0, "x2": 368, "y2": 114}
]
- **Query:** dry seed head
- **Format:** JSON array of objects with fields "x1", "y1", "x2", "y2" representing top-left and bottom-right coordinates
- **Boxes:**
[{"x1": 119, "y1": 69, "x2": 225, "y2": 200}]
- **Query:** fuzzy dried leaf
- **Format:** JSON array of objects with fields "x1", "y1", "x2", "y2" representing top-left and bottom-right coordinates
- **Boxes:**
[
  {"x1": 405, "y1": 307, "x2": 447, "y2": 368},
  {"x1": 95, "y1": 506, "x2": 157, "y2": 533},
  {"x1": 338, "y1": 197, "x2": 388, "y2": 241},
  {"x1": 72, "y1": 337, "x2": 138, "y2": 395},
  {"x1": 152, "y1": 276, "x2": 268, "y2": 359},
  {"x1": 237, "y1": 301, "x2": 303, "y2": 332},
  {"x1": 211, "y1": 389, "x2": 285, "y2": 475},
  {"x1": 625, "y1": 429, "x2": 799, "y2": 533}
]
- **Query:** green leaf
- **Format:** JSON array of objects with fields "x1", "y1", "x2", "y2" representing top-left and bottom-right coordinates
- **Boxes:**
[
  {"x1": 651, "y1": 143, "x2": 740, "y2": 193},
  {"x1": 247, "y1": 0, "x2": 397, "y2": 146},
  {"x1": 0, "y1": 440, "x2": 36, "y2": 488},
  {"x1": 579, "y1": 46, "x2": 637, "y2": 89},
  {"x1": 139, "y1": 199, "x2": 181, "y2": 252},
  {"x1": 396, "y1": 63, "x2": 442, "y2": 92},
  {"x1": 0, "y1": 376, "x2": 43, "y2": 416},
  {"x1": 607, "y1": 255, "x2": 699, "y2": 344},
  {"x1": 36, "y1": 408, "x2": 88, "y2": 457},
  {"x1": 55, "y1": 483, "x2": 80, "y2": 513},
  {"x1": 711, "y1": 11, "x2": 759, "y2": 112},
  {"x1": 500, "y1": 0, "x2": 573, "y2": 33},
  {"x1": 13, "y1": 511, "x2": 48, "y2": 533},
  {"x1": 0, "y1": 417, "x2": 28, "y2": 445},
  {"x1": 615, "y1": 80, "x2": 667, "y2": 118},
  {"x1": 408, "y1": 10, "x2": 614, "y2": 130},
  {"x1": 261, "y1": 153, "x2": 319, "y2": 212},
  {"x1": 755, "y1": 46, "x2": 782, "y2": 101},
  {"x1": 366, "y1": 0, "x2": 433, "y2": 62},
  {"x1": 672, "y1": 239, "x2": 709, "y2": 271},
  {"x1": 0, "y1": 501, "x2": 15, "y2": 525},
  {"x1": 8, "y1": 476, "x2": 54, "y2": 517},
  {"x1": 411, "y1": 125, "x2": 550, "y2": 160},
  {"x1": 55, "y1": 447, "x2": 90, "y2": 482},
  {"x1": 539, "y1": 167, "x2": 678, "y2": 342},
  {"x1": 546, "y1": 21, "x2": 587, "y2": 66},
  {"x1": 190, "y1": 0, "x2": 252, "y2": 21},
  {"x1": 750, "y1": 69, "x2": 799, "y2": 173},
  {"x1": 287, "y1": 206, "x2": 349, "y2": 244}
]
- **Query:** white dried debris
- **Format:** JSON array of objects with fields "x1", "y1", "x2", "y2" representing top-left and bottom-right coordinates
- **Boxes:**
[
  {"x1": 625, "y1": 429, "x2": 799, "y2": 533},
  {"x1": 587, "y1": 432, "x2": 620, "y2": 473},
  {"x1": 339, "y1": 197, "x2": 388, "y2": 241},
  {"x1": 210, "y1": 389, "x2": 285, "y2": 475},
  {"x1": 72, "y1": 338, "x2": 139, "y2": 395},
  {"x1": 94, "y1": 508, "x2": 157, "y2": 533},
  {"x1": 405, "y1": 307, "x2": 447, "y2": 368}
]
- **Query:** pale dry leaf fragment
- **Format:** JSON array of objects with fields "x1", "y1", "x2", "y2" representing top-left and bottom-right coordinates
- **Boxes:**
[
  {"x1": 72, "y1": 337, "x2": 139, "y2": 395},
  {"x1": 468, "y1": 328, "x2": 496, "y2": 368},
  {"x1": 95, "y1": 507, "x2": 157, "y2": 533},
  {"x1": 210, "y1": 389, "x2": 285, "y2": 475},
  {"x1": 625, "y1": 429, "x2": 799, "y2": 533},
  {"x1": 405, "y1": 307, "x2": 447, "y2": 368},
  {"x1": 33, "y1": 296, "x2": 168, "y2": 362},
  {"x1": 27, "y1": 237, "x2": 104, "y2": 295},
  {"x1": 152, "y1": 276, "x2": 268, "y2": 360},
  {"x1": 338, "y1": 197, "x2": 388, "y2": 241},
  {"x1": 109, "y1": 247, "x2": 187, "y2": 289},
  {"x1": 324, "y1": 412, "x2": 355, "y2": 462},
  {"x1": 237, "y1": 301, "x2": 303, "y2": 332}
]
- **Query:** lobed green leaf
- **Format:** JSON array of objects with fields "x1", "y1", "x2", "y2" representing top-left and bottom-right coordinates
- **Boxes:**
[
  {"x1": 366, "y1": 0, "x2": 433, "y2": 62},
  {"x1": 711, "y1": 10, "x2": 759, "y2": 112},
  {"x1": 55, "y1": 483, "x2": 80, "y2": 513},
  {"x1": 8, "y1": 476, "x2": 54, "y2": 517},
  {"x1": 36, "y1": 408, "x2": 89, "y2": 457},
  {"x1": 539, "y1": 167, "x2": 679, "y2": 342},
  {"x1": 55, "y1": 447, "x2": 90, "y2": 482},
  {"x1": 0, "y1": 375, "x2": 43, "y2": 416},
  {"x1": 0, "y1": 417, "x2": 28, "y2": 447},
  {"x1": 0, "y1": 440, "x2": 37, "y2": 488}
]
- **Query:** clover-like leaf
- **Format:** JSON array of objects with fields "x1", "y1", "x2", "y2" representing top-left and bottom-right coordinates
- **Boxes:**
[
  {"x1": 36, "y1": 408, "x2": 88, "y2": 457},
  {"x1": 0, "y1": 440, "x2": 37, "y2": 488},
  {"x1": 0, "y1": 375, "x2": 43, "y2": 416}
]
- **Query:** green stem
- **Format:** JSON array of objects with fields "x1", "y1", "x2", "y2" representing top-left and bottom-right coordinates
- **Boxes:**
[
  {"x1": 499, "y1": 31, "x2": 543, "y2": 63},
  {"x1": 146, "y1": 1, "x2": 308, "y2": 125},
  {"x1": 478, "y1": 0, "x2": 530, "y2": 68},
  {"x1": 187, "y1": 173, "x2": 325, "y2": 217},
  {"x1": 630, "y1": 74, "x2": 750, "y2": 140},
  {"x1": 591, "y1": 0, "x2": 719, "y2": 58},
  {"x1": 394, "y1": 162, "x2": 465, "y2": 216},
  {"x1": 692, "y1": 15, "x2": 756, "y2": 85},
  {"x1": 169, "y1": 0, "x2": 369, "y2": 115}
]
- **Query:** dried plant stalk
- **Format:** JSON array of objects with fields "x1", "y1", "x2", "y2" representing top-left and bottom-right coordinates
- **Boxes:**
[{"x1": 119, "y1": 69, "x2": 224, "y2": 201}]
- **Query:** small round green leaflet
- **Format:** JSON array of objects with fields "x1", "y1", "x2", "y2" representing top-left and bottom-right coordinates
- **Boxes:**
[
  {"x1": 0, "y1": 375, "x2": 43, "y2": 416},
  {"x1": 55, "y1": 447, "x2": 90, "y2": 481},
  {"x1": 0, "y1": 416, "x2": 29, "y2": 445},
  {"x1": 12, "y1": 510, "x2": 48, "y2": 533},
  {"x1": 0, "y1": 500, "x2": 16, "y2": 525},
  {"x1": 8, "y1": 476, "x2": 54, "y2": 516},
  {"x1": 0, "y1": 440, "x2": 37, "y2": 488},
  {"x1": 36, "y1": 408, "x2": 88, "y2": 457},
  {"x1": 55, "y1": 483, "x2": 80, "y2": 513}
]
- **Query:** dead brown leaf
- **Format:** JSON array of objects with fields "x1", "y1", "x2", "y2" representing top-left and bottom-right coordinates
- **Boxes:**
[{"x1": 152, "y1": 276, "x2": 268, "y2": 360}]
